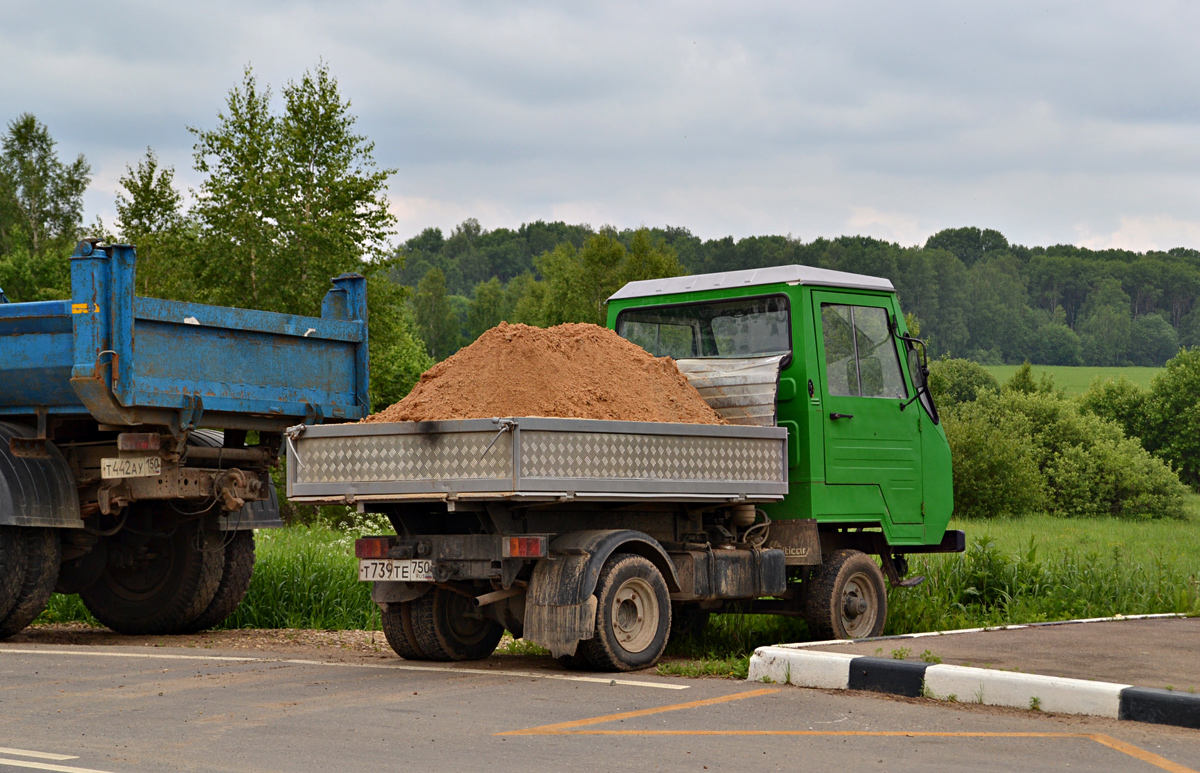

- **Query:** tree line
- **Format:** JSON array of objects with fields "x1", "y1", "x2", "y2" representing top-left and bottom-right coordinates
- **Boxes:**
[{"x1": 399, "y1": 221, "x2": 1200, "y2": 366}]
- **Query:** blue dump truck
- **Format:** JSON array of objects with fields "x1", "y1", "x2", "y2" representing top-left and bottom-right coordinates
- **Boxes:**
[{"x1": 0, "y1": 239, "x2": 369, "y2": 637}]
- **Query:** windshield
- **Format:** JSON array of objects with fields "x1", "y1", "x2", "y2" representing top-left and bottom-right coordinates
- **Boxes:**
[{"x1": 616, "y1": 295, "x2": 791, "y2": 360}]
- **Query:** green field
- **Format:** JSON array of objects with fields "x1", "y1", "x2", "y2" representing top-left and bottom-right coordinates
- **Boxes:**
[
  {"x1": 982, "y1": 364, "x2": 1162, "y2": 396},
  {"x1": 36, "y1": 505, "x2": 1200, "y2": 682}
]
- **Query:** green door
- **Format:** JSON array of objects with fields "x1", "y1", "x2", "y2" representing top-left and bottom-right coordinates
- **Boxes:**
[{"x1": 812, "y1": 292, "x2": 923, "y2": 524}]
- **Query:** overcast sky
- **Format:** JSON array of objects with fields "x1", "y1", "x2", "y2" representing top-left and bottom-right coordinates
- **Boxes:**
[{"x1": 4, "y1": 1, "x2": 1200, "y2": 251}]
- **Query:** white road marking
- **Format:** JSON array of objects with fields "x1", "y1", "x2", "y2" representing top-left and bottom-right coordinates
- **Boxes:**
[
  {"x1": 0, "y1": 758, "x2": 113, "y2": 773},
  {"x1": 0, "y1": 648, "x2": 687, "y2": 690},
  {"x1": 0, "y1": 751, "x2": 76, "y2": 762}
]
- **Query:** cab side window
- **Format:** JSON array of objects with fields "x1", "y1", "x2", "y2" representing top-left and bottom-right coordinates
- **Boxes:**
[{"x1": 821, "y1": 304, "x2": 906, "y2": 399}]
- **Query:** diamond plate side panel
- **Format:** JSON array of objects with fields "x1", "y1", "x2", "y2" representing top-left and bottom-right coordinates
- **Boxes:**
[
  {"x1": 520, "y1": 431, "x2": 784, "y2": 482},
  {"x1": 295, "y1": 432, "x2": 512, "y2": 484}
]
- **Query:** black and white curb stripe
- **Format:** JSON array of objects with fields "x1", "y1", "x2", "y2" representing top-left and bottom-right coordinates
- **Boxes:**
[{"x1": 747, "y1": 647, "x2": 1200, "y2": 730}]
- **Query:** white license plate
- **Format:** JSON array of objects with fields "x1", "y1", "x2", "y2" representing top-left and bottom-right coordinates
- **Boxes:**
[
  {"x1": 100, "y1": 456, "x2": 162, "y2": 479},
  {"x1": 358, "y1": 559, "x2": 435, "y2": 582}
]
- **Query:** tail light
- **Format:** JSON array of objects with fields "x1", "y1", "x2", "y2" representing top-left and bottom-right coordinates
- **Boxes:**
[
  {"x1": 503, "y1": 536, "x2": 547, "y2": 558},
  {"x1": 355, "y1": 537, "x2": 392, "y2": 559}
]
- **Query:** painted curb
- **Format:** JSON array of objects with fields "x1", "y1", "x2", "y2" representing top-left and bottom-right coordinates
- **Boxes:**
[{"x1": 747, "y1": 647, "x2": 1200, "y2": 730}]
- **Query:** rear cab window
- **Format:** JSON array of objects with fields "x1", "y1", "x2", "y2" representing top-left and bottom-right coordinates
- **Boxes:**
[{"x1": 615, "y1": 295, "x2": 791, "y2": 362}]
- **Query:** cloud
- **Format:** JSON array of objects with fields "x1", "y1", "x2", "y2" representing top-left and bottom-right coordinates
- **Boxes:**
[{"x1": 4, "y1": 1, "x2": 1200, "y2": 250}]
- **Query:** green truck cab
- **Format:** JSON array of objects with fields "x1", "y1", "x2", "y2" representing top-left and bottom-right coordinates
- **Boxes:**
[{"x1": 608, "y1": 265, "x2": 962, "y2": 636}]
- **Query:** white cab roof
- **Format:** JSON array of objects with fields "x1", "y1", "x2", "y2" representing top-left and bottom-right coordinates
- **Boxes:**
[{"x1": 608, "y1": 265, "x2": 894, "y2": 301}]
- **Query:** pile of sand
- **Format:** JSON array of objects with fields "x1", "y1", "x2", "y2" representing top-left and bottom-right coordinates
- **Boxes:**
[{"x1": 364, "y1": 322, "x2": 723, "y2": 425}]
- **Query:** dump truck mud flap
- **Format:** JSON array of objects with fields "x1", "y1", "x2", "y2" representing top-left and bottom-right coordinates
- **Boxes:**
[
  {"x1": 522, "y1": 530, "x2": 679, "y2": 657},
  {"x1": 0, "y1": 422, "x2": 82, "y2": 528}
]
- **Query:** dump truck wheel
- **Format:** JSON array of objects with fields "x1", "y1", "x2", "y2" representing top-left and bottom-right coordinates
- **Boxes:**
[
  {"x1": 0, "y1": 527, "x2": 26, "y2": 624},
  {"x1": 81, "y1": 517, "x2": 224, "y2": 636},
  {"x1": 0, "y1": 527, "x2": 60, "y2": 640},
  {"x1": 410, "y1": 586, "x2": 503, "y2": 661},
  {"x1": 177, "y1": 530, "x2": 256, "y2": 634},
  {"x1": 381, "y1": 601, "x2": 428, "y2": 660},
  {"x1": 803, "y1": 549, "x2": 887, "y2": 640},
  {"x1": 670, "y1": 603, "x2": 710, "y2": 643},
  {"x1": 578, "y1": 554, "x2": 671, "y2": 672}
]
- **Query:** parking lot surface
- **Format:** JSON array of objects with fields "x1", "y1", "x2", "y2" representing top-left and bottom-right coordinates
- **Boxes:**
[{"x1": 1, "y1": 641, "x2": 1199, "y2": 772}]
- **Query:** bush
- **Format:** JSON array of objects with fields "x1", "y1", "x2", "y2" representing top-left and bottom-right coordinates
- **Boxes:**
[
  {"x1": 943, "y1": 401, "x2": 1045, "y2": 519},
  {"x1": 1145, "y1": 347, "x2": 1200, "y2": 489},
  {"x1": 1078, "y1": 376, "x2": 1150, "y2": 442},
  {"x1": 944, "y1": 389, "x2": 1189, "y2": 519},
  {"x1": 928, "y1": 357, "x2": 998, "y2": 407}
]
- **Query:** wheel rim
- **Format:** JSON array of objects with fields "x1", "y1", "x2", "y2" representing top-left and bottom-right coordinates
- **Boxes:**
[
  {"x1": 103, "y1": 536, "x2": 176, "y2": 602},
  {"x1": 839, "y1": 571, "x2": 879, "y2": 638},
  {"x1": 444, "y1": 591, "x2": 492, "y2": 643},
  {"x1": 610, "y1": 576, "x2": 659, "y2": 653}
]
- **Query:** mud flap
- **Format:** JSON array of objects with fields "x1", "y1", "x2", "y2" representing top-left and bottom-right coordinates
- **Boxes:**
[{"x1": 522, "y1": 597, "x2": 597, "y2": 658}]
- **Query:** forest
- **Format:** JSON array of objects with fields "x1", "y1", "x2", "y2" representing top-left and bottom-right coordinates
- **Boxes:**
[{"x1": 397, "y1": 219, "x2": 1200, "y2": 367}]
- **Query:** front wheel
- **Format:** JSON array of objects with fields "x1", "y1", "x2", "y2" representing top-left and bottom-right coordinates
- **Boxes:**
[
  {"x1": 803, "y1": 549, "x2": 887, "y2": 640},
  {"x1": 578, "y1": 554, "x2": 671, "y2": 672}
]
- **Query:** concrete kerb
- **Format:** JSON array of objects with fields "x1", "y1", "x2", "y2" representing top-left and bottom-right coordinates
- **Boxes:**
[{"x1": 747, "y1": 614, "x2": 1200, "y2": 730}]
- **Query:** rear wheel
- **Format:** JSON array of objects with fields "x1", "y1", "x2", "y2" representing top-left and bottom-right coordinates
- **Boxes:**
[
  {"x1": 578, "y1": 554, "x2": 671, "y2": 672},
  {"x1": 803, "y1": 549, "x2": 887, "y2": 640},
  {"x1": 81, "y1": 516, "x2": 224, "y2": 635},
  {"x1": 410, "y1": 586, "x2": 503, "y2": 661},
  {"x1": 381, "y1": 601, "x2": 428, "y2": 660},
  {"x1": 0, "y1": 527, "x2": 60, "y2": 640},
  {"x1": 0, "y1": 526, "x2": 26, "y2": 623},
  {"x1": 178, "y1": 530, "x2": 256, "y2": 634}
]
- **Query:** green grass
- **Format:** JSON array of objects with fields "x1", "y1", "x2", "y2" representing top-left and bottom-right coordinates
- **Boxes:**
[
  {"x1": 37, "y1": 526, "x2": 376, "y2": 631},
  {"x1": 35, "y1": 512, "x2": 1200, "y2": 683},
  {"x1": 982, "y1": 365, "x2": 1161, "y2": 396}
]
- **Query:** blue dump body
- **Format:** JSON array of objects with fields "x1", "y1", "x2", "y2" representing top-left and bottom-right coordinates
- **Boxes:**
[{"x1": 0, "y1": 242, "x2": 369, "y2": 430}]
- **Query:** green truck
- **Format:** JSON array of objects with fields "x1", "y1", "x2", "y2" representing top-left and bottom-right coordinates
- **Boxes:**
[{"x1": 287, "y1": 265, "x2": 963, "y2": 671}]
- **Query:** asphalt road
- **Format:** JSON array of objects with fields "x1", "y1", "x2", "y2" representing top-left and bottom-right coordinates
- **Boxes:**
[{"x1": 1, "y1": 644, "x2": 1199, "y2": 772}]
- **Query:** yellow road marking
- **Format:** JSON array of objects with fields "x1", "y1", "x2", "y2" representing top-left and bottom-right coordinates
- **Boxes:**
[
  {"x1": 501, "y1": 688, "x2": 780, "y2": 735},
  {"x1": 503, "y1": 690, "x2": 1197, "y2": 772},
  {"x1": 1089, "y1": 733, "x2": 1199, "y2": 773}
]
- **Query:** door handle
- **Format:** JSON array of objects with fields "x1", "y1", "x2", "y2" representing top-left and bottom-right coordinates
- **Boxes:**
[{"x1": 829, "y1": 413, "x2": 854, "y2": 420}]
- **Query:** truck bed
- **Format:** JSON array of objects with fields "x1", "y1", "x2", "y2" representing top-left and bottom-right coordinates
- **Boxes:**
[
  {"x1": 0, "y1": 243, "x2": 368, "y2": 430},
  {"x1": 286, "y1": 417, "x2": 789, "y2": 505}
]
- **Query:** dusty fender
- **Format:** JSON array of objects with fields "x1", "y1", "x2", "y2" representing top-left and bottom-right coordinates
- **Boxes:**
[
  {"x1": 522, "y1": 529, "x2": 680, "y2": 658},
  {"x1": 0, "y1": 422, "x2": 82, "y2": 528}
]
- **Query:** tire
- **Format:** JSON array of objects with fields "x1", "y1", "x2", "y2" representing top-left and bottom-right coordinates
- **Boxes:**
[
  {"x1": 803, "y1": 549, "x2": 887, "y2": 640},
  {"x1": 0, "y1": 526, "x2": 26, "y2": 623},
  {"x1": 669, "y1": 603, "x2": 710, "y2": 643},
  {"x1": 410, "y1": 586, "x2": 504, "y2": 661},
  {"x1": 177, "y1": 530, "x2": 256, "y2": 634},
  {"x1": 381, "y1": 601, "x2": 428, "y2": 660},
  {"x1": 578, "y1": 554, "x2": 671, "y2": 672},
  {"x1": 0, "y1": 527, "x2": 60, "y2": 640},
  {"x1": 80, "y1": 517, "x2": 224, "y2": 636}
]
